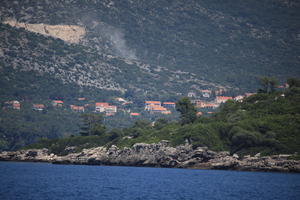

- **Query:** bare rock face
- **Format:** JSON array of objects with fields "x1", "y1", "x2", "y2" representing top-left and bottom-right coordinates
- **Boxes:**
[
  {"x1": 2, "y1": 19, "x2": 86, "y2": 43},
  {"x1": 1, "y1": 142, "x2": 299, "y2": 173},
  {"x1": 0, "y1": 148, "x2": 57, "y2": 162}
]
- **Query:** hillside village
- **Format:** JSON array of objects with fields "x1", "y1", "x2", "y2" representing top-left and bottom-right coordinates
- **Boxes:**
[{"x1": 2, "y1": 88, "x2": 260, "y2": 118}]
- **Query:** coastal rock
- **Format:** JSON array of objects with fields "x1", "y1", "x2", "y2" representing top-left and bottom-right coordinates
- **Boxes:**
[
  {"x1": 0, "y1": 148, "x2": 55, "y2": 162},
  {"x1": 1, "y1": 142, "x2": 299, "y2": 173}
]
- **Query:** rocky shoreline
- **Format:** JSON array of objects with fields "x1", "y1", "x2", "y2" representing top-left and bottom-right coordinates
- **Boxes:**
[{"x1": 0, "y1": 141, "x2": 299, "y2": 173}]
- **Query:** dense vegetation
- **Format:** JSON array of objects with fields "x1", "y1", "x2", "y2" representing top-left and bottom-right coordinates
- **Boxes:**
[
  {"x1": 0, "y1": 106, "x2": 80, "y2": 150},
  {"x1": 0, "y1": 99, "x2": 180, "y2": 151},
  {"x1": 25, "y1": 80, "x2": 300, "y2": 157}
]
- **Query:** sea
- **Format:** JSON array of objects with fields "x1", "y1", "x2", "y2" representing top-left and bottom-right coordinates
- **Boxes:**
[{"x1": 0, "y1": 162, "x2": 299, "y2": 200}]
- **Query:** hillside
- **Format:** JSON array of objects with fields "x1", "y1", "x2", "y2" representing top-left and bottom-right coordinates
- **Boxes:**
[
  {"x1": 0, "y1": 22, "x2": 226, "y2": 102},
  {"x1": 25, "y1": 84, "x2": 300, "y2": 157},
  {"x1": 1, "y1": 0, "x2": 299, "y2": 91},
  {"x1": 0, "y1": 0, "x2": 300, "y2": 150}
]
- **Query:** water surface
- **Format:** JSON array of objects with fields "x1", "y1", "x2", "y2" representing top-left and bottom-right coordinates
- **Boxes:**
[{"x1": 0, "y1": 162, "x2": 299, "y2": 200}]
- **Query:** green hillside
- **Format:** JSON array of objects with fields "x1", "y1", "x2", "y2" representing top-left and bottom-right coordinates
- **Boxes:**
[
  {"x1": 0, "y1": 1, "x2": 299, "y2": 151},
  {"x1": 26, "y1": 83, "x2": 300, "y2": 156}
]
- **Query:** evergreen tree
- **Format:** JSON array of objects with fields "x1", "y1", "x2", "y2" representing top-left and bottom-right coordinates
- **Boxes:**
[
  {"x1": 259, "y1": 77, "x2": 278, "y2": 93},
  {"x1": 287, "y1": 78, "x2": 300, "y2": 88},
  {"x1": 79, "y1": 113, "x2": 105, "y2": 136},
  {"x1": 176, "y1": 97, "x2": 197, "y2": 125}
]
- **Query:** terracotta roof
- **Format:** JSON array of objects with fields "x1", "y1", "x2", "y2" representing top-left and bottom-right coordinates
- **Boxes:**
[
  {"x1": 216, "y1": 96, "x2": 232, "y2": 100},
  {"x1": 145, "y1": 101, "x2": 161, "y2": 104},
  {"x1": 163, "y1": 102, "x2": 175, "y2": 105},
  {"x1": 95, "y1": 102, "x2": 109, "y2": 107},
  {"x1": 130, "y1": 113, "x2": 140, "y2": 116},
  {"x1": 33, "y1": 104, "x2": 45, "y2": 108},
  {"x1": 77, "y1": 106, "x2": 84, "y2": 110},
  {"x1": 53, "y1": 100, "x2": 63, "y2": 103},
  {"x1": 71, "y1": 105, "x2": 84, "y2": 110},
  {"x1": 152, "y1": 106, "x2": 167, "y2": 111}
]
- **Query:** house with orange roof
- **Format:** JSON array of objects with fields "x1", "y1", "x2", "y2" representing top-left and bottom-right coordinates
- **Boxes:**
[
  {"x1": 194, "y1": 100, "x2": 205, "y2": 108},
  {"x1": 95, "y1": 102, "x2": 117, "y2": 115},
  {"x1": 215, "y1": 96, "x2": 232, "y2": 104},
  {"x1": 205, "y1": 103, "x2": 219, "y2": 108},
  {"x1": 163, "y1": 102, "x2": 176, "y2": 109},
  {"x1": 105, "y1": 105, "x2": 117, "y2": 116},
  {"x1": 4, "y1": 100, "x2": 21, "y2": 110},
  {"x1": 52, "y1": 100, "x2": 63, "y2": 107},
  {"x1": 33, "y1": 104, "x2": 45, "y2": 111},
  {"x1": 70, "y1": 105, "x2": 85, "y2": 112},
  {"x1": 145, "y1": 101, "x2": 172, "y2": 114},
  {"x1": 95, "y1": 102, "x2": 110, "y2": 112},
  {"x1": 130, "y1": 112, "x2": 140, "y2": 117},
  {"x1": 145, "y1": 101, "x2": 161, "y2": 111},
  {"x1": 194, "y1": 100, "x2": 219, "y2": 109},
  {"x1": 161, "y1": 110, "x2": 171, "y2": 115},
  {"x1": 149, "y1": 105, "x2": 171, "y2": 114}
]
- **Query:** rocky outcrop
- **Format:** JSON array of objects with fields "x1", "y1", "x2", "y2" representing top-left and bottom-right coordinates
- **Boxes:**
[
  {"x1": 1, "y1": 141, "x2": 299, "y2": 173},
  {"x1": 0, "y1": 148, "x2": 57, "y2": 162},
  {"x1": 2, "y1": 19, "x2": 86, "y2": 43}
]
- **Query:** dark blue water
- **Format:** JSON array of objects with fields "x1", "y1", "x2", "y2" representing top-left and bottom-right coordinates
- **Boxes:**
[{"x1": 0, "y1": 162, "x2": 299, "y2": 200}]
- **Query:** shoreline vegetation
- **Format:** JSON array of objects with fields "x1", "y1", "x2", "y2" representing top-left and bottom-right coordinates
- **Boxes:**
[{"x1": 1, "y1": 78, "x2": 300, "y2": 173}]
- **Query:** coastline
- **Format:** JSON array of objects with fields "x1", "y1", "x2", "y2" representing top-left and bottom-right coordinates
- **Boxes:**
[{"x1": 1, "y1": 141, "x2": 299, "y2": 173}]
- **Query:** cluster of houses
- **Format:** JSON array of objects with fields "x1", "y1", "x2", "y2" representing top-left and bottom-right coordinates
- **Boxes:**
[
  {"x1": 2, "y1": 91, "x2": 256, "y2": 117},
  {"x1": 191, "y1": 93, "x2": 255, "y2": 109},
  {"x1": 95, "y1": 102, "x2": 117, "y2": 116},
  {"x1": 51, "y1": 100, "x2": 119, "y2": 116},
  {"x1": 144, "y1": 101, "x2": 176, "y2": 115},
  {"x1": 187, "y1": 88, "x2": 227, "y2": 99},
  {"x1": 3, "y1": 100, "x2": 21, "y2": 110},
  {"x1": 2, "y1": 99, "x2": 116, "y2": 115}
]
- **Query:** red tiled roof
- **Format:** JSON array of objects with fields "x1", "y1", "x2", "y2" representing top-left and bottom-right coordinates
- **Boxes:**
[
  {"x1": 163, "y1": 102, "x2": 175, "y2": 105},
  {"x1": 53, "y1": 100, "x2": 63, "y2": 103},
  {"x1": 33, "y1": 104, "x2": 45, "y2": 108},
  {"x1": 77, "y1": 106, "x2": 84, "y2": 110},
  {"x1": 130, "y1": 113, "x2": 140, "y2": 116},
  {"x1": 152, "y1": 106, "x2": 167, "y2": 111},
  {"x1": 145, "y1": 101, "x2": 161, "y2": 104},
  {"x1": 216, "y1": 96, "x2": 232, "y2": 100},
  {"x1": 95, "y1": 102, "x2": 109, "y2": 107},
  {"x1": 70, "y1": 105, "x2": 84, "y2": 110}
]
